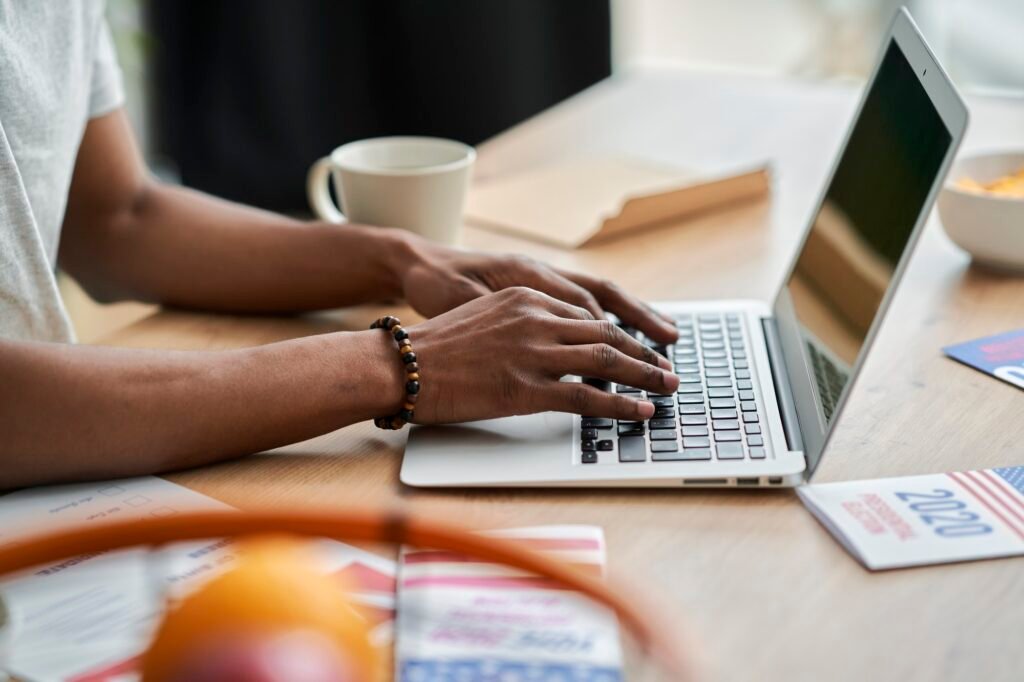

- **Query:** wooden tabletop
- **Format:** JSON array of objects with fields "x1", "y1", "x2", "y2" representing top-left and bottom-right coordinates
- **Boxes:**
[{"x1": 99, "y1": 69, "x2": 1024, "y2": 681}]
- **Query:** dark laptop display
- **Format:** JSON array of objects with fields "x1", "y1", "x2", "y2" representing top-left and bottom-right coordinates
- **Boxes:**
[{"x1": 783, "y1": 41, "x2": 953, "y2": 425}]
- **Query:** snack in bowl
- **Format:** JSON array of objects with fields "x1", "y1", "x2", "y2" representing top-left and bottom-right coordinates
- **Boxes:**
[
  {"x1": 956, "y1": 166, "x2": 1024, "y2": 198},
  {"x1": 938, "y1": 150, "x2": 1024, "y2": 272}
]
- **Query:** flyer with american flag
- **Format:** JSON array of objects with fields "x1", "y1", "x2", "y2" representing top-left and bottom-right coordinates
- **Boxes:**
[{"x1": 798, "y1": 467, "x2": 1024, "y2": 570}]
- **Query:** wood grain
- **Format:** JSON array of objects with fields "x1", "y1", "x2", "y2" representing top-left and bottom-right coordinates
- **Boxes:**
[{"x1": 96, "y1": 70, "x2": 1024, "y2": 682}]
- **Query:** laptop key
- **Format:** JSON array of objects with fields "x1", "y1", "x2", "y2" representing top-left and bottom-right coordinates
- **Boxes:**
[
  {"x1": 675, "y1": 358, "x2": 698, "y2": 367},
  {"x1": 581, "y1": 428, "x2": 598, "y2": 440},
  {"x1": 741, "y1": 401, "x2": 757, "y2": 412},
  {"x1": 584, "y1": 378, "x2": 611, "y2": 392},
  {"x1": 677, "y1": 394, "x2": 704, "y2": 404},
  {"x1": 706, "y1": 368, "x2": 730, "y2": 378},
  {"x1": 747, "y1": 435, "x2": 764, "y2": 447},
  {"x1": 618, "y1": 437, "x2": 646, "y2": 462},
  {"x1": 651, "y1": 441, "x2": 679, "y2": 454},
  {"x1": 716, "y1": 442, "x2": 744, "y2": 460},
  {"x1": 649, "y1": 418, "x2": 676, "y2": 429},
  {"x1": 737, "y1": 380, "x2": 753, "y2": 390},
  {"x1": 708, "y1": 388, "x2": 734, "y2": 398},
  {"x1": 616, "y1": 384, "x2": 640, "y2": 394},
  {"x1": 680, "y1": 414, "x2": 707, "y2": 425},
  {"x1": 711, "y1": 409, "x2": 738, "y2": 420},
  {"x1": 735, "y1": 369, "x2": 751, "y2": 379},
  {"x1": 707, "y1": 377, "x2": 732, "y2": 387},
  {"x1": 704, "y1": 360, "x2": 728, "y2": 368},
  {"x1": 677, "y1": 384, "x2": 703, "y2": 394},
  {"x1": 581, "y1": 451, "x2": 598, "y2": 464},
  {"x1": 742, "y1": 412, "x2": 759, "y2": 423},
  {"x1": 749, "y1": 447, "x2": 766, "y2": 459},
  {"x1": 618, "y1": 425, "x2": 645, "y2": 437},
  {"x1": 681, "y1": 425, "x2": 709, "y2": 437},
  {"x1": 709, "y1": 398, "x2": 736, "y2": 409},
  {"x1": 734, "y1": 360, "x2": 749, "y2": 370},
  {"x1": 738, "y1": 390, "x2": 755, "y2": 401},
  {"x1": 745, "y1": 424, "x2": 762, "y2": 434},
  {"x1": 650, "y1": 429, "x2": 678, "y2": 441},
  {"x1": 703, "y1": 350, "x2": 727, "y2": 359},
  {"x1": 597, "y1": 439, "x2": 615, "y2": 451},
  {"x1": 581, "y1": 418, "x2": 614, "y2": 429},
  {"x1": 679, "y1": 404, "x2": 706, "y2": 415},
  {"x1": 649, "y1": 396, "x2": 675, "y2": 407},
  {"x1": 701, "y1": 341, "x2": 725, "y2": 350},
  {"x1": 679, "y1": 375, "x2": 701, "y2": 383},
  {"x1": 683, "y1": 436, "x2": 711, "y2": 448},
  {"x1": 679, "y1": 367, "x2": 700, "y2": 374},
  {"x1": 715, "y1": 431, "x2": 741, "y2": 442},
  {"x1": 582, "y1": 439, "x2": 596, "y2": 452},
  {"x1": 732, "y1": 351, "x2": 747, "y2": 360},
  {"x1": 654, "y1": 408, "x2": 676, "y2": 419},
  {"x1": 712, "y1": 420, "x2": 739, "y2": 431}
]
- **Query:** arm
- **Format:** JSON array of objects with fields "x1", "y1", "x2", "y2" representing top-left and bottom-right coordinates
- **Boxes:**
[
  {"x1": 0, "y1": 288, "x2": 676, "y2": 492},
  {"x1": 59, "y1": 110, "x2": 679, "y2": 342},
  {"x1": 0, "y1": 330, "x2": 404, "y2": 491},
  {"x1": 59, "y1": 110, "x2": 412, "y2": 312}
]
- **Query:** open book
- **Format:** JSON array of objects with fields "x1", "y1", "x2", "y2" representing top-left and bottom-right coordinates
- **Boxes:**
[{"x1": 466, "y1": 157, "x2": 770, "y2": 248}]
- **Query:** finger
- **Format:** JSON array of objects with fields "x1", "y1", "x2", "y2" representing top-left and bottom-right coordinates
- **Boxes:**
[
  {"x1": 517, "y1": 264, "x2": 606, "y2": 321},
  {"x1": 557, "y1": 318, "x2": 671, "y2": 371},
  {"x1": 547, "y1": 345, "x2": 679, "y2": 395},
  {"x1": 543, "y1": 382, "x2": 656, "y2": 421},
  {"x1": 556, "y1": 270, "x2": 677, "y2": 344}
]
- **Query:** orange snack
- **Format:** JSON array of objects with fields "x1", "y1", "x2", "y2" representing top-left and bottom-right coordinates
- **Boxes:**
[{"x1": 956, "y1": 166, "x2": 1024, "y2": 198}]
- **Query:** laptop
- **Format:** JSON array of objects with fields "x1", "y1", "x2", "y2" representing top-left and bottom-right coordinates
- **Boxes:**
[{"x1": 401, "y1": 9, "x2": 968, "y2": 488}]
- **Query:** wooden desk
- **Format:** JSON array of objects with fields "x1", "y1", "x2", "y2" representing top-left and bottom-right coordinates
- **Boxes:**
[{"x1": 100, "y1": 70, "x2": 1024, "y2": 681}]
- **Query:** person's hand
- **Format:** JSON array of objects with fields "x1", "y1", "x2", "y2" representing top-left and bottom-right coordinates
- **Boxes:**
[
  {"x1": 396, "y1": 236, "x2": 678, "y2": 344},
  {"x1": 401, "y1": 287, "x2": 679, "y2": 424}
]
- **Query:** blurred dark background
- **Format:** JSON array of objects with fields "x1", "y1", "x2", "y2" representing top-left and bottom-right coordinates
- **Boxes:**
[{"x1": 147, "y1": 0, "x2": 612, "y2": 213}]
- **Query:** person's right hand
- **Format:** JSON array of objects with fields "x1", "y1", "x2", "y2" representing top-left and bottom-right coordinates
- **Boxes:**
[{"x1": 403, "y1": 287, "x2": 679, "y2": 424}]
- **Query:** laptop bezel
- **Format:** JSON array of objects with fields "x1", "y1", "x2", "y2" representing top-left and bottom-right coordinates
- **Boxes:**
[{"x1": 770, "y1": 7, "x2": 969, "y2": 477}]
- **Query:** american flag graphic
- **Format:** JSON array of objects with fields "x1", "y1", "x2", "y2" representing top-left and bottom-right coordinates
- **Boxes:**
[{"x1": 947, "y1": 466, "x2": 1024, "y2": 540}]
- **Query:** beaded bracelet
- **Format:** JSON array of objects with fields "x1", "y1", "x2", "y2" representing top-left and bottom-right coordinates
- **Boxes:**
[{"x1": 370, "y1": 315, "x2": 420, "y2": 430}]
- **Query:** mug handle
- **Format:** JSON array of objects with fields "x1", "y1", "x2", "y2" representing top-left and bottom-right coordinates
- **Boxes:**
[{"x1": 306, "y1": 156, "x2": 346, "y2": 224}]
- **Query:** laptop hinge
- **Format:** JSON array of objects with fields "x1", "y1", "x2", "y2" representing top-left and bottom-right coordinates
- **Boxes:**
[{"x1": 761, "y1": 317, "x2": 804, "y2": 453}]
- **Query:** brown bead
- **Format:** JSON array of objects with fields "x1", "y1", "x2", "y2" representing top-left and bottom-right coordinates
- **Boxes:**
[
  {"x1": 407, "y1": 372, "x2": 420, "y2": 381},
  {"x1": 406, "y1": 362, "x2": 419, "y2": 373},
  {"x1": 403, "y1": 402, "x2": 416, "y2": 411},
  {"x1": 406, "y1": 393, "x2": 419, "y2": 404},
  {"x1": 391, "y1": 417, "x2": 406, "y2": 429},
  {"x1": 399, "y1": 344, "x2": 413, "y2": 355}
]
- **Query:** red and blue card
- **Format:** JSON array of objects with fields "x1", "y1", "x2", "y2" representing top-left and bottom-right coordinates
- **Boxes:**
[{"x1": 944, "y1": 328, "x2": 1024, "y2": 391}]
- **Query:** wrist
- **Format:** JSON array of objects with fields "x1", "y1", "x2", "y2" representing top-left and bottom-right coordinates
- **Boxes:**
[
  {"x1": 374, "y1": 227, "x2": 423, "y2": 293},
  {"x1": 349, "y1": 329, "x2": 407, "y2": 421}
]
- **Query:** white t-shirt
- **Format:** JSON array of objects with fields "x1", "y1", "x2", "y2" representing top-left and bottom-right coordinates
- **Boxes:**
[{"x1": 0, "y1": 3, "x2": 124, "y2": 342}]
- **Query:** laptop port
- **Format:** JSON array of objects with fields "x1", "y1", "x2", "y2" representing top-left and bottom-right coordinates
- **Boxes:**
[
  {"x1": 768, "y1": 477, "x2": 783, "y2": 485},
  {"x1": 737, "y1": 477, "x2": 760, "y2": 486},
  {"x1": 682, "y1": 478, "x2": 728, "y2": 486}
]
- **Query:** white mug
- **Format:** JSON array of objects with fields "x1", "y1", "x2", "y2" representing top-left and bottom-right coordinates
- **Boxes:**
[{"x1": 306, "y1": 136, "x2": 475, "y2": 245}]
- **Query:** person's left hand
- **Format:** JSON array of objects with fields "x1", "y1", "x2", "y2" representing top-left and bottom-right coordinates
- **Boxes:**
[{"x1": 397, "y1": 238, "x2": 678, "y2": 344}]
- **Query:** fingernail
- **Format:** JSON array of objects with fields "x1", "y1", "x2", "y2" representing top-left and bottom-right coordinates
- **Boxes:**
[
  {"x1": 662, "y1": 371, "x2": 679, "y2": 391},
  {"x1": 636, "y1": 401, "x2": 655, "y2": 419}
]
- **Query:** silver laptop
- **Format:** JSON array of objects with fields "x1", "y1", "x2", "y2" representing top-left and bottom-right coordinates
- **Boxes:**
[{"x1": 402, "y1": 9, "x2": 968, "y2": 488}]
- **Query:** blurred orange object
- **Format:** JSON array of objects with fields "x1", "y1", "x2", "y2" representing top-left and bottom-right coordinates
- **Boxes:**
[{"x1": 141, "y1": 537, "x2": 377, "y2": 682}]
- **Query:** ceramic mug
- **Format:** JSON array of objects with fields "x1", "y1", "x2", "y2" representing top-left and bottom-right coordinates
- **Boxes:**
[{"x1": 306, "y1": 136, "x2": 475, "y2": 245}]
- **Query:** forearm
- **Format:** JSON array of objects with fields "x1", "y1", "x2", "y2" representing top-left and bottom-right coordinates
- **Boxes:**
[
  {"x1": 61, "y1": 181, "x2": 415, "y2": 312},
  {"x1": 0, "y1": 332, "x2": 403, "y2": 491}
]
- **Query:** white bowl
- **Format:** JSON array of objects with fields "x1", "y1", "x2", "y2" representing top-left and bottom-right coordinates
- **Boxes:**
[{"x1": 937, "y1": 150, "x2": 1024, "y2": 271}]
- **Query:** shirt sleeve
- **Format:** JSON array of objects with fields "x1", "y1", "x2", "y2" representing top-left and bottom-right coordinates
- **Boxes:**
[{"x1": 88, "y1": 18, "x2": 125, "y2": 118}]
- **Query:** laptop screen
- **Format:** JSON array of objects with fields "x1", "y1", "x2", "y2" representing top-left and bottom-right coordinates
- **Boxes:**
[{"x1": 782, "y1": 39, "x2": 952, "y2": 427}]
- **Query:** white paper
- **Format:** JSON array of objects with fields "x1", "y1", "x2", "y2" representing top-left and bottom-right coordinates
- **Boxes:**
[
  {"x1": 395, "y1": 525, "x2": 622, "y2": 681},
  {"x1": 798, "y1": 467, "x2": 1024, "y2": 570},
  {"x1": 0, "y1": 477, "x2": 396, "y2": 682}
]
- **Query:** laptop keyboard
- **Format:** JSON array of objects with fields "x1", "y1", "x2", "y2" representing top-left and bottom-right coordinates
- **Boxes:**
[{"x1": 577, "y1": 312, "x2": 767, "y2": 464}]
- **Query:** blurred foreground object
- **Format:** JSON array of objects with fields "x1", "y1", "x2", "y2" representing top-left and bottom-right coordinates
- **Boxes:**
[{"x1": 142, "y1": 538, "x2": 377, "y2": 682}]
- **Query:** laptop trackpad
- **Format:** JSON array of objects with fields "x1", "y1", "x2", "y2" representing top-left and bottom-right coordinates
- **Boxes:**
[{"x1": 401, "y1": 412, "x2": 573, "y2": 487}]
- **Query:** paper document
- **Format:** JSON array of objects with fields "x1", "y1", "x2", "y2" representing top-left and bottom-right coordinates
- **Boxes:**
[
  {"x1": 798, "y1": 467, "x2": 1024, "y2": 570},
  {"x1": 944, "y1": 328, "x2": 1024, "y2": 391},
  {"x1": 395, "y1": 525, "x2": 622, "y2": 681},
  {"x1": 0, "y1": 477, "x2": 396, "y2": 682}
]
